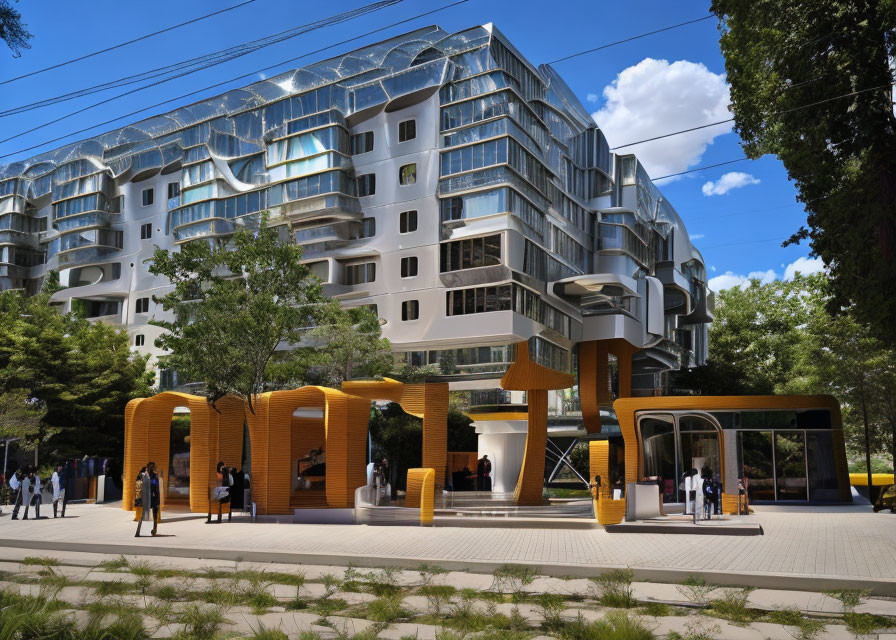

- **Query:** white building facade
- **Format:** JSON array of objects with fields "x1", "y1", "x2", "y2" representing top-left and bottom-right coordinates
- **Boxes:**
[{"x1": 0, "y1": 24, "x2": 712, "y2": 483}]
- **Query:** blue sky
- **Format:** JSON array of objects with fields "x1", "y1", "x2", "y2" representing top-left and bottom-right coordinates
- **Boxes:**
[{"x1": 0, "y1": 0, "x2": 823, "y2": 291}]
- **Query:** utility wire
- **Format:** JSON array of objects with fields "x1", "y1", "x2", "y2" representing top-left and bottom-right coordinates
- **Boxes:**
[
  {"x1": 610, "y1": 83, "x2": 892, "y2": 151},
  {"x1": 652, "y1": 158, "x2": 749, "y2": 181},
  {"x1": 0, "y1": 0, "x2": 402, "y2": 118},
  {"x1": 0, "y1": 0, "x2": 404, "y2": 145},
  {"x1": 0, "y1": 0, "x2": 259, "y2": 86},
  {"x1": 546, "y1": 15, "x2": 715, "y2": 65},
  {"x1": 0, "y1": 0, "x2": 470, "y2": 161}
]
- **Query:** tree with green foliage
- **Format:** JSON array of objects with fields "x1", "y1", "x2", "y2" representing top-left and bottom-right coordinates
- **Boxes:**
[
  {"x1": 150, "y1": 213, "x2": 392, "y2": 411},
  {"x1": 0, "y1": 0, "x2": 31, "y2": 57},
  {"x1": 302, "y1": 300, "x2": 392, "y2": 388},
  {"x1": 0, "y1": 388, "x2": 44, "y2": 445},
  {"x1": 0, "y1": 284, "x2": 153, "y2": 460},
  {"x1": 676, "y1": 273, "x2": 895, "y2": 473},
  {"x1": 711, "y1": 0, "x2": 896, "y2": 346},
  {"x1": 672, "y1": 273, "x2": 825, "y2": 395}
]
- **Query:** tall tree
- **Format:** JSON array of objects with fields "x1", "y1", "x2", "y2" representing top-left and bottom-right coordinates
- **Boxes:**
[
  {"x1": 150, "y1": 215, "x2": 323, "y2": 413},
  {"x1": 711, "y1": 0, "x2": 896, "y2": 345},
  {"x1": 0, "y1": 0, "x2": 31, "y2": 57},
  {"x1": 0, "y1": 286, "x2": 152, "y2": 459}
]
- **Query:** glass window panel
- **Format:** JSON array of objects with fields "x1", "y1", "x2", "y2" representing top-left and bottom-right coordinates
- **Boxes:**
[
  {"x1": 775, "y1": 431, "x2": 807, "y2": 501},
  {"x1": 738, "y1": 431, "x2": 775, "y2": 503}
]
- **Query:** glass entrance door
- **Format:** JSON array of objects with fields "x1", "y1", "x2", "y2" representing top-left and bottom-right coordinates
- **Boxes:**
[
  {"x1": 737, "y1": 430, "x2": 810, "y2": 502},
  {"x1": 739, "y1": 431, "x2": 775, "y2": 502},
  {"x1": 639, "y1": 414, "x2": 676, "y2": 502}
]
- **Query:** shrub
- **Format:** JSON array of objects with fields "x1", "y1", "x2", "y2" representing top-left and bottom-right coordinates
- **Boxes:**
[
  {"x1": 707, "y1": 588, "x2": 757, "y2": 625},
  {"x1": 95, "y1": 580, "x2": 130, "y2": 597},
  {"x1": 419, "y1": 584, "x2": 456, "y2": 616},
  {"x1": 823, "y1": 588, "x2": 871, "y2": 613},
  {"x1": 177, "y1": 604, "x2": 226, "y2": 640},
  {"x1": 366, "y1": 593, "x2": 408, "y2": 623},
  {"x1": 843, "y1": 612, "x2": 893, "y2": 636},
  {"x1": 590, "y1": 568, "x2": 636, "y2": 608},
  {"x1": 81, "y1": 612, "x2": 148, "y2": 640},
  {"x1": 675, "y1": 574, "x2": 717, "y2": 607},
  {"x1": 557, "y1": 610, "x2": 654, "y2": 640},
  {"x1": 153, "y1": 584, "x2": 180, "y2": 601},
  {"x1": 367, "y1": 566, "x2": 401, "y2": 596},
  {"x1": 534, "y1": 593, "x2": 567, "y2": 631},
  {"x1": 314, "y1": 596, "x2": 347, "y2": 618},
  {"x1": 768, "y1": 607, "x2": 826, "y2": 640},
  {"x1": 638, "y1": 601, "x2": 671, "y2": 617},
  {"x1": 491, "y1": 564, "x2": 536, "y2": 599},
  {"x1": 417, "y1": 563, "x2": 448, "y2": 587},
  {"x1": 247, "y1": 591, "x2": 278, "y2": 615}
]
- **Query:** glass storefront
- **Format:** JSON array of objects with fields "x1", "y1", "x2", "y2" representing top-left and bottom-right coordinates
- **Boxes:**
[{"x1": 639, "y1": 408, "x2": 839, "y2": 504}]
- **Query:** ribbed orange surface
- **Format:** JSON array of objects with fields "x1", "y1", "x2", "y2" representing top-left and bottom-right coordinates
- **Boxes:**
[
  {"x1": 123, "y1": 392, "x2": 245, "y2": 514},
  {"x1": 341, "y1": 378, "x2": 449, "y2": 495},
  {"x1": 512, "y1": 389, "x2": 547, "y2": 506},
  {"x1": 589, "y1": 440, "x2": 624, "y2": 524},
  {"x1": 246, "y1": 386, "x2": 369, "y2": 514},
  {"x1": 721, "y1": 493, "x2": 744, "y2": 515},
  {"x1": 578, "y1": 341, "x2": 602, "y2": 433},
  {"x1": 407, "y1": 468, "x2": 435, "y2": 525}
]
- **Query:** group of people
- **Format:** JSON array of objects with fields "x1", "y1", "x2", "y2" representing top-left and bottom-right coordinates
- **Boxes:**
[{"x1": 1, "y1": 465, "x2": 67, "y2": 520}]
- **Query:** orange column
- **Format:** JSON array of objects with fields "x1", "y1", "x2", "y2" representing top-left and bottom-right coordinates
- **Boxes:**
[
  {"x1": 421, "y1": 384, "x2": 449, "y2": 491},
  {"x1": 513, "y1": 389, "x2": 548, "y2": 506}
]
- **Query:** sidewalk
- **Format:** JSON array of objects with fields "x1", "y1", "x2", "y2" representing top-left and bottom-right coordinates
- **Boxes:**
[{"x1": 1, "y1": 502, "x2": 894, "y2": 594}]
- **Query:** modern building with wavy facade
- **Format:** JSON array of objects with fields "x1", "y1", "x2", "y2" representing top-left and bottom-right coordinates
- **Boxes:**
[{"x1": 0, "y1": 24, "x2": 713, "y2": 499}]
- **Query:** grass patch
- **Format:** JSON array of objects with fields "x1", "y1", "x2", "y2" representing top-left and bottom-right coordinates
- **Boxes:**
[
  {"x1": 249, "y1": 627, "x2": 289, "y2": 640},
  {"x1": 94, "y1": 580, "x2": 131, "y2": 597},
  {"x1": 843, "y1": 612, "x2": 893, "y2": 635},
  {"x1": 590, "y1": 568, "x2": 637, "y2": 608},
  {"x1": 706, "y1": 588, "x2": 758, "y2": 625},
  {"x1": 675, "y1": 574, "x2": 717, "y2": 607},
  {"x1": 285, "y1": 597, "x2": 310, "y2": 611},
  {"x1": 97, "y1": 556, "x2": 129, "y2": 572},
  {"x1": 247, "y1": 591, "x2": 278, "y2": 615},
  {"x1": 417, "y1": 563, "x2": 448, "y2": 587},
  {"x1": 768, "y1": 607, "x2": 826, "y2": 640},
  {"x1": 637, "y1": 601, "x2": 673, "y2": 617},
  {"x1": 175, "y1": 604, "x2": 226, "y2": 640},
  {"x1": 418, "y1": 584, "x2": 456, "y2": 616},
  {"x1": 366, "y1": 593, "x2": 408, "y2": 622},
  {"x1": 491, "y1": 564, "x2": 536, "y2": 600},
  {"x1": 556, "y1": 610, "x2": 653, "y2": 640},
  {"x1": 823, "y1": 588, "x2": 871, "y2": 613},
  {"x1": 21, "y1": 556, "x2": 60, "y2": 567},
  {"x1": 153, "y1": 584, "x2": 180, "y2": 601},
  {"x1": 81, "y1": 612, "x2": 148, "y2": 640},
  {"x1": 534, "y1": 593, "x2": 567, "y2": 631},
  {"x1": 314, "y1": 596, "x2": 347, "y2": 618}
]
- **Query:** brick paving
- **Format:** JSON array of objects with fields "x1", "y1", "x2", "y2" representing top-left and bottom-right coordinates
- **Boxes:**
[{"x1": 0, "y1": 503, "x2": 893, "y2": 589}]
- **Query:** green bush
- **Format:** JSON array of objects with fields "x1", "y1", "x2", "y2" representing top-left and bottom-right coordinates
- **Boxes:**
[
  {"x1": 557, "y1": 610, "x2": 654, "y2": 640},
  {"x1": 419, "y1": 584, "x2": 456, "y2": 616},
  {"x1": 707, "y1": 588, "x2": 758, "y2": 625},
  {"x1": 491, "y1": 564, "x2": 536, "y2": 598},
  {"x1": 534, "y1": 593, "x2": 567, "y2": 631},
  {"x1": 175, "y1": 604, "x2": 226, "y2": 640},
  {"x1": 768, "y1": 608, "x2": 826, "y2": 640},
  {"x1": 843, "y1": 612, "x2": 893, "y2": 636},
  {"x1": 366, "y1": 593, "x2": 408, "y2": 623},
  {"x1": 590, "y1": 568, "x2": 636, "y2": 608},
  {"x1": 675, "y1": 574, "x2": 717, "y2": 607}
]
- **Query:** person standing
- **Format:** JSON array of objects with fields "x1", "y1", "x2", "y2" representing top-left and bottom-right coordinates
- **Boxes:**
[
  {"x1": 29, "y1": 469, "x2": 44, "y2": 519},
  {"x1": 9, "y1": 469, "x2": 22, "y2": 519},
  {"x1": 135, "y1": 462, "x2": 160, "y2": 537},
  {"x1": 50, "y1": 465, "x2": 64, "y2": 518},
  {"x1": 19, "y1": 468, "x2": 34, "y2": 520}
]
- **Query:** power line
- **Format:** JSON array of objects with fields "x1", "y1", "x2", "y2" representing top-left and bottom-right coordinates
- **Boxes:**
[
  {"x1": 546, "y1": 15, "x2": 715, "y2": 65},
  {"x1": 0, "y1": 0, "x2": 404, "y2": 146},
  {"x1": 0, "y1": 0, "x2": 259, "y2": 86},
  {"x1": 653, "y1": 158, "x2": 750, "y2": 181},
  {"x1": 700, "y1": 236, "x2": 789, "y2": 250},
  {"x1": 0, "y1": 0, "x2": 403, "y2": 118},
  {"x1": 610, "y1": 83, "x2": 892, "y2": 151},
  {"x1": 0, "y1": 0, "x2": 471, "y2": 162}
]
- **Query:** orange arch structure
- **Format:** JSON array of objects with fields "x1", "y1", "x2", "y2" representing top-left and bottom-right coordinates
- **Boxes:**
[
  {"x1": 122, "y1": 392, "x2": 245, "y2": 514},
  {"x1": 341, "y1": 378, "x2": 448, "y2": 507},
  {"x1": 246, "y1": 386, "x2": 370, "y2": 514}
]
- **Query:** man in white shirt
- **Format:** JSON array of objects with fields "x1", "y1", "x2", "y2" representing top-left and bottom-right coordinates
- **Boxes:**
[
  {"x1": 10, "y1": 469, "x2": 24, "y2": 520},
  {"x1": 29, "y1": 470, "x2": 44, "y2": 519},
  {"x1": 51, "y1": 465, "x2": 63, "y2": 518}
]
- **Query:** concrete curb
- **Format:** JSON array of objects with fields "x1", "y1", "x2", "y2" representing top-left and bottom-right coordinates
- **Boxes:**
[{"x1": 2, "y1": 537, "x2": 894, "y2": 596}]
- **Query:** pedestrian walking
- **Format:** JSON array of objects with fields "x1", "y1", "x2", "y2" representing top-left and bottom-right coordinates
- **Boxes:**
[
  {"x1": 19, "y1": 468, "x2": 34, "y2": 520},
  {"x1": 9, "y1": 469, "x2": 22, "y2": 519},
  {"x1": 135, "y1": 462, "x2": 160, "y2": 537}
]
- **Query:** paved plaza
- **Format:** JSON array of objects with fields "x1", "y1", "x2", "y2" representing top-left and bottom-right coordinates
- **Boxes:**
[{"x1": 0, "y1": 502, "x2": 894, "y2": 594}]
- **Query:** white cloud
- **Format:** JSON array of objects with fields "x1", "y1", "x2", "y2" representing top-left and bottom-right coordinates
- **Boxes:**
[
  {"x1": 783, "y1": 256, "x2": 825, "y2": 280},
  {"x1": 592, "y1": 58, "x2": 731, "y2": 180},
  {"x1": 689, "y1": 233, "x2": 705, "y2": 240},
  {"x1": 586, "y1": 92, "x2": 599, "y2": 103},
  {"x1": 701, "y1": 171, "x2": 760, "y2": 196},
  {"x1": 710, "y1": 265, "x2": 717, "y2": 272},
  {"x1": 708, "y1": 257, "x2": 826, "y2": 292}
]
